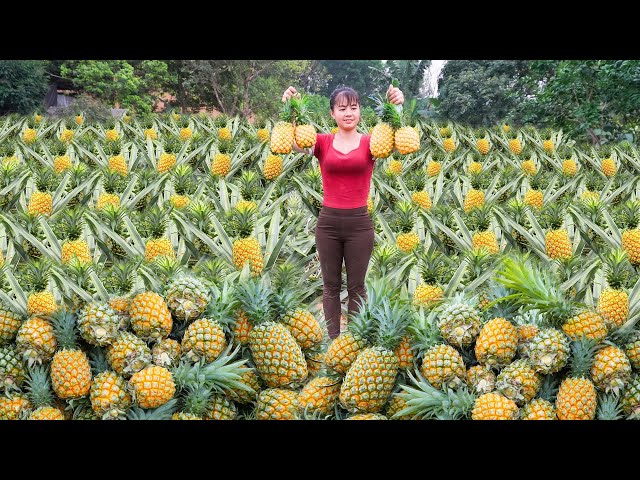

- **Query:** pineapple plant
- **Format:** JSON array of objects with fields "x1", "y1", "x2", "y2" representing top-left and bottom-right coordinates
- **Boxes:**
[
  {"x1": 142, "y1": 206, "x2": 175, "y2": 262},
  {"x1": 597, "y1": 250, "x2": 631, "y2": 330},
  {"x1": 22, "y1": 259, "x2": 59, "y2": 317},
  {"x1": 58, "y1": 207, "x2": 92, "y2": 265},
  {"x1": 468, "y1": 204, "x2": 500, "y2": 254},
  {"x1": 475, "y1": 129, "x2": 490, "y2": 155},
  {"x1": 28, "y1": 168, "x2": 55, "y2": 216},
  {"x1": 49, "y1": 310, "x2": 92, "y2": 399},
  {"x1": 541, "y1": 202, "x2": 573, "y2": 260},
  {"x1": 412, "y1": 249, "x2": 448, "y2": 308},
  {"x1": 541, "y1": 128, "x2": 555, "y2": 153},
  {"x1": 617, "y1": 200, "x2": 640, "y2": 265},
  {"x1": 393, "y1": 201, "x2": 420, "y2": 253},
  {"x1": 228, "y1": 206, "x2": 264, "y2": 276},
  {"x1": 508, "y1": 129, "x2": 523, "y2": 155},
  {"x1": 157, "y1": 135, "x2": 179, "y2": 174},
  {"x1": 263, "y1": 154, "x2": 283, "y2": 181},
  {"x1": 211, "y1": 138, "x2": 232, "y2": 178}
]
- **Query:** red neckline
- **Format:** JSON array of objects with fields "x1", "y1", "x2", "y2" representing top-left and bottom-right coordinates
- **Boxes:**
[{"x1": 330, "y1": 133, "x2": 363, "y2": 155}]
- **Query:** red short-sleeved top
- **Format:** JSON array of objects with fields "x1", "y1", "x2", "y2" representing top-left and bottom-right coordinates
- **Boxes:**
[{"x1": 313, "y1": 133, "x2": 374, "y2": 209}]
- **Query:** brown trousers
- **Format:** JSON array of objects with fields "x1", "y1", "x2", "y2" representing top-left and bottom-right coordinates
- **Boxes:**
[{"x1": 315, "y1": 205, "x2": 374, "y2": 339}]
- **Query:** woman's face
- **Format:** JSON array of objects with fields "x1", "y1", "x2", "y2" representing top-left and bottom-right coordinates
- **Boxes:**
[{"x1": 331, "y1": 98, "x2": 360, "y2": 132}]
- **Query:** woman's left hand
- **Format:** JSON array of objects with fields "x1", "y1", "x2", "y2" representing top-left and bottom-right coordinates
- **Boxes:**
[{"x1": 387, "y1": 84, "x2": 404, "y2": 105}]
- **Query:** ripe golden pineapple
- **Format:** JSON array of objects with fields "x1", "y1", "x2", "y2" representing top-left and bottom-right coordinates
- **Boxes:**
[
  {"x1": 556, "y1": 376, "x2": 597, "y2": 420},
  {"x1": 468, "y1": 161, "x2": 482, "y2": 175},
  {"x1": 474, "y1": 317, "x2": 518, "y2": 367},
  {"x1": 562, "y1": 159, "x2": 578, "y2": 176},
  {"x1": 60, "y1": 128, "x2": 74, "y2": 143},
  {"x1": 256, "y1": 128, "x2": 270, "y2": 144},
  {"x1": 232, "y1": 309, "x2": 252, "y2": 346},
  {"x1": 622, "y1": 229, "x2": 640, "y2": 265},
  {"x1": 597, "y1": 250, "x2": 631, "y2": 329},
  {"x1": 23, "y1": 128, "x2": 37, "y2": 144},
  {"x1": 157, "y1": 152, "x2": 176, "y2": 174},
  {"x1": 542, "y1": 131, "x2": 554, "y2": 153},
  {"x1": 562, "y1": 310, "x2": 608, "y2": 342},
  {"x1": 181, "y1": 318, "x2": 227, "y2": 363},
  {"x1": 105, "y1": 129, "x2": 119, "y2": 142},
  {"x1": 180, "y1": 127, "x2": 192, "y2": 141},
  {"x1": 0, "y1": 393, "x2": 31, "y2": 420},
  {"x1": 90, "y1": 370, "x2": 132, "y2": 419},
  {"x1": 443, "y1": 137, "x2": 456, "y2": 153},
  {"x1": 463, "y1": 188, "x2": 484, "y2": 213},
  {"x1": 16, "y1": 317, "x2": 57, "y2": 366},
  {"x1": 476, "y1": 137, "x2": 490, "y2": 155},
  {"x1": 54, "y1": 155, "x2": 72, "y2": 175},
  {"x1": 235, "y1": 200, "x2": 257, "y2": 213},
  {"x1": 411, "y1": 191, "x2": 432, "y2": 210},
  {"x1": 395, "y1": 126, "x2": 420, "y2": 155},
  {"x1": 237, "y1": 279, "x2": 308, "y2": 388},
  {"x1": 394, "y1": 201, "x2": 420, "y2": 253},
  {"x1": 28, "y1": 191, "x2": 53, "y2": 216},
  {"x1": 370, "y1": 93, "x2": 401, "y2": 159},
  {"x1": 388, "y1": 158, "x2": 402, "y2": 176},
  {"x1": 61, "y1": 239, "x2": 92, "y2": 265},
  {"x1": 601, "y1": 157, "x2": 617, "y2": 177},
  {"x1": 0, "y1": 307, "x2": 22, "y2": 346},
  {"x1": 394, "y1": 335, "x2": 414, "y2": 370},
  {"x1": 298, "y1": 375, "x2": 342, "y2": 416},
  {"x1": 294, "y1": 123, "x2": 317, "y2": 149},
  {"x1": 211, "y1": 152, "x2": 231, "y2": 177},
  {"x1": 472, "y1": 230, "x2": 499, "y2": 254},
  {"x1": 263, "y1": 154, "x2": 283, "y2": 181},
  {"x1": 509, "y1": 137, "x2": 523, "y2": 155},
  {"x1": 230, "y1": 208, "x2": 264, "y2": 276},
  {"x1": 280, "y1": 305, "x2": 324, "y2": 351},
  {"x1": 471, "y1": 392, "x2": 519, "y2": 420},
  {"x1": 145, "y1": 238, "x2": 175, "y2": 262},
  {"x1": 228, "y1": 367, "x2": 261, "y2": 404},
  {"x1": 421, "y1": 344, "x2": 466, "y2": 390},
  {"x1": 546, "y1": 229, "x2": 572, "y2": 259},
  {"x1": 385, "y1": 393, "x2": 412, "y2": 420},
  {"x1": 129, "y1": 365, "x2": 175, "y2": 409},
  {"x1": 524, "y1": 189, "x2": 543, "y2": 210},
  {"x1": 218, "y1": 127, "x2": 232, "y2": 142},
  {"x1": 256, "y1": 388, "x2": 300, "y2": 420},
  {"x1": 347, "y1": 413, "x2": 387, "y2": 420},
  {"x1": 325, "y1": 332, "x2": 368, "y2": 375},
  {"x1": 96, "y1": 193, "x2": 120, "y2": 210},
  {"x1": 49, "y1": 311, "x2": 92, "y2": 399},
  {"x1": 108, "y1": 155, "x2": 128, "y2": 176},
  {"x1": 205, "y1": 395, "x2": 237, "y2": 420},
  {"x1": 170, "y1": 194, "x2": 189, "y2": 209},
  {"x1": 522, "y1": 399, "x2": 556, "y2": 420},
  {"x1": 413, "y1": 284, "x2": 443, "y2": 307},
  {"x1": 426, "y1": 160, "x2": 441, "y2": 177},
  {"x1": 129, "y1": 291, "x2": 173, "y2": 343},
  {"x1": 144, "y1": 128, "x2": 158, "y2": 139}
]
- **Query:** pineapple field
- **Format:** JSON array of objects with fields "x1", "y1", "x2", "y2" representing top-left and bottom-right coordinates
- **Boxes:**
[{"x1": 1, "y1": 107, "x2": 640, "y2": 421}]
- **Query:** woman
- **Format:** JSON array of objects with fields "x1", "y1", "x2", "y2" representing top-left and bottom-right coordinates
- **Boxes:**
[{"x1": 282, "y1": 83, "x2": 405, "y2": 339}]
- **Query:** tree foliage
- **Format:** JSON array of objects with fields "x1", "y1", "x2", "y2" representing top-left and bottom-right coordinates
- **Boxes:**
[
  {"x1": 437, "y1": 60, "x2": 529, "y2": 127},
  {"x1": 60, "y1": 60, "x2": 173, "y2": 115},
  {"x1": 0, "y1": 60, "x2": 49, "y2": 115},
  {"x1": 316, "y1": 60, "x2": 386, "y2": 106}
]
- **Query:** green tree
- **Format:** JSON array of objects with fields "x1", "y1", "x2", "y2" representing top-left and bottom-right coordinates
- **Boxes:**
[
  {"x1": 513, "y1": 60, "x2": 640, "y2": 144},
  {"x1": 0, "y1": 60, "x2": 49, "y2": 114},
  {"x1": 383, "y1": 60, "x2": 431, "y2": 100},
  {"x1": 437, "y1": 60, "x2": 530, "y2": 127},
  {"x1": 317, "y1": 60, "x2": 386, "y2": 105},
  {"x1": 60, "y1": 60, "x2": 173, "y2": 115}
]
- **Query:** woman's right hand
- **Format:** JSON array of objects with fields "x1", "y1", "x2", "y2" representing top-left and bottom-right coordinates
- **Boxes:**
[{"x1": 282, "y1": 86, "x2": 298, "y2": 103}]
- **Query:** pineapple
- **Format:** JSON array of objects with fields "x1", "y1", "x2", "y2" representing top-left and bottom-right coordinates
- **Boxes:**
[
  {"x1": 561, "y1": 309, "x2": 607, "y2": 343},
  {"x1": 476, "y1": 131, "x2": 490, "y2": 155},
  {"x1": 256, "y1": 388, "x2": 300, "y2": 420},
  {"x1": 263, "y1": 154, "x2": 283, "y2": 181},
  {"x1": 96, "y1": 192, "x2": 120, "y2": 210},
  {"x1": 232, "y1": 309, "x2": 252, "y2": 346},
  {"x1": 426, "y1": 160, "x2": 441, "y2": 177},
  {"x1": 229, "y1": 207, "x2": 264, "y2": 276},
  {"x1": 23, "y1": 127, "x2": 37, "y2": 144},
  {"x1": 339, "y1": 294, "x2": 412, "y2": 413},
  {"x1": 0, "y1": 305, "x2": 22, "y2": 346},
  {"x1": 443, "y1": 136, "x2": 456, "y2": 153},
  {"x1": 466, "y1": 365, "x2": 496, "y2": 395},
  {"x1": 522, "y1": 399, "x2": 556, "y2": 420},
  {"x1": 541, "y1": 129, "x2": 555, "y2": 153},
  {"x1": 157, "y1": 136, "x2": 179, "y2": 173},
  {"x1": 495, "y1": 359, "x2": 541, "y2": 406},
  {"x1": 463, "y1": 188, "x2": 485, "y2": 213},
  {"x1": 291, "y1": 95, "x2": 317, "y2": 149},
  {"x1": 524, "y1": 188, "x2": 543, "y2": 211},
  {"x1": 228, "y1": 367, "x2": 261, "y2": 404},
  {"x1": 597, "y1": 250, "x2": 631, "y2": 329},
  {"x1": 0, "y1": 346, "x2": 27, "y2": 391},
  {"x1": 468, "y1": 204, "x2": 499, "y2": 254},
  {"x1": 205, "y1": 394, "x2": 237, "y2": 420},
  {"x1": 370, "y1": 88, "x2": 402, "y2": 159},
  {"x1": 49, "y1": 310, "x2": 92, "y2": 399},
  {"x1": 152, "y1": 338, "x2": 182, "y2": 368},
  {"x1": 472, "y1": 392, "x2": 519, "y2": 420},
  {"x1": 556, "y1": 338, "x2": 598, "y2": 420},
  {"x1": 347, "y1": 413, "x2": 387, "y2": 420},
  {"x1": 106, "y1": 331, "x2": 152, "y2": 378},
  {"x1": 385, "y1": 392, "x2": 412, "y2": 420},
  {"x1": 273, "y1": 287, "x2": 323, "y2": 351},
  {"x1": 508, "y1": 130, "x2": 523, "y2": 155},
  {"x1": 270, "y1": 100, "x2": 295, "y2": 154},
  {"x1": 211, "y1": 139, "x2": 232, "y2": 178},
  {"x1": 388, "y1": 158, "x2": 402, "y2": 176},
  {"x1": 181, "y1": 317, "x2": 228, "y2": 363},
  {"x1": 58, "y1": 207, "x2": 92, "y2": 265},
  {"x1": 0, "y1": 393, "x2": 31, "y2": 420},
  {"x1": 411, "y1": 190, "x2": 432, "y2": 210},
  {"x1": 129, "y1": 365, "x2": 176, "y2": 409},
  {"x1": 393, "y1": 201, "x2": 420, "y2": 253},
  {"x1": 421, "y1": 343, "x2": 466, "y2": 390},
  {"x1": 617, "y1": 201, "x2": 640, "y2": 265},
  {"x1": 298, "y1": 375, "x2": 342, "y2": 416},
  {"x1": 108, "y1": 154, "x2": 128, "y2": 177},
  {"x1": 468, "y1": 160, "x2": 482, "y2": 175},
  {"x1": 256, "y1": 127, "x2": 270, "y2": 144},
  {"x1": 77, "y1": 301, "x2": 120, "y2": 347},
  {"x1": 60, "y1": 127, "x2": 74, "y2": 143},
  {"x1": 24, "y1": 365, "x2": 65, "y2": 420},
  {"x1": 562, "y1": 158, "x2": 578, "y2": 177},
  {"x1": 601, "y1": 157, "x2": 617, "y2": 177},
  {"x1": 16, "y1": 315, "x2": 57, "y2": 366},
  {"x1": 590, "y1": 343, "x2": 631, "y2": 394},
  {"x1": 129, "y1": 291, "x2": 173, "y2": 343},
  {"x1": 437, "y1": 293, "x2": 483, "y2": 349},
  {"x1": 474, "y1": 317, "x2": 518, "y2": 368},
  {"x1": 622, "y1": 375, "x2": 640, "y2": 418},
  {"x1": 395, "y1": 335, "x2": 415, "y2": 370},
  {"x1": 541, "y1": 202, "x2": 572, "y2": 260},
  {"x1": 142, "y1": 207, "x2": 176, "y2": 262},
  {"x1": 90, "y1": 370, "x2": 132, "y2": 419},
  {"x1": 164, "y1": 275, "x2": 211, "y2": 323},
  {"x1": 236, "y1": 278, "x2": 308, "y2": 388}
]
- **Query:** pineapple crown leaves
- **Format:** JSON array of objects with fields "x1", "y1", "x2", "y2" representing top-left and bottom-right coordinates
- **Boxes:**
[
  {"x1": 271, "y1": 260, "x2": 303, "y2": 294},
  {"x1": 171, "y1": 344, "x2": 253, "y2": 397},
  {"x1": 88, "y1": 346, "x2": 110, "y2": 375},
  {"x1": 31, "y1": 166, "x2": 56, "y2": 193},
  {"x1": 407, "y1": 308, "x2": 444, "y2": 357},
  {"x1": 567, "y1": 337, "x2": 599, "y2": 378},
  {"x1": 394, "y1": 369, "x2": 476, "y2": 420},
  {"x1": 193, "y1": 259, "x2": 230, "y2": 288},
  {"x1": 481, "y1": 283, "x2": 522, "y2": 320},
  {"x1": 536, "y1": 372, "x2": 561, "y2": 402},
  {"x1": 127, "y1": 399, "x2": 179, "y2": 420},
  {"x1": 600, "y1": 249, "x2": 633, "y2": 290},
  {"x1": 236, "y1": 169, "x2": 262, "y2": 201},
  {"x1": 495, "y1": 255, "x2": 574, "y2": 327},
  {"x1": 234, "y1": 277, "x2": 275, "y2": 327},
  {"x1": 416, "y1": 248, "x2": 452, "y2": 285},
  {"x1": 371, "y1": 295, "x2": 414, "y2": 350},
  {"x1": 277, "y1": 99, "x2": 295, "y2": 124},
  {"x1": 462, "y1": 247, "x2": 495, "y2": 283},
  {"x1": 393, "y1": 200, "x2": 417, "y2": 233},
  {"x1": 226, "y1": 206, "x2": 256, "y2": 239},
  {"x1": 178, "y1": 381, "x2": 213, "y2": 418},
  {"x1": 142, "y1": 205, "x2": 170, "y2": 239},
  {"x1": 615, "y1": 200, "x2": 640, "y2": 230},
  {"x1": 104, "y1": 259, "x2": 139, "y2": 295},
  {"x1": 162, "y1": 135, "x2": 181, "y2": 155},
  {"x1": 465, "y1": 204, "x2": 494, "y2": 232},
  {"x1": 55, "y1": 207, "x2": 86, "y2": 240},
  {"x1": 597, "y1": 393, "x2": 625, "y2": 420},
  {"x1": 171, "y1": 164, "x2": 195, "y2": 194},
  {"x1": 20, "y1": 258, "x2": 52, "y2": 292},
  {"x1": 203, "y1": 281, "x2": 239, "y2": 331},
  {"x1": 48, "y1": 309, "x2": 81, "y2": 350},
  {"x1": 540, "y1": 201, "x2": 568, "y2": 230},
  {"x1": 102, "y1": 168, "x2": 128, "y2": 194},
  {"x1": 25, "y1": 364, "x2": 55, "y2": 409},
  {"x1": 370, "y1": 243, "x2": 402, "y2": 278}
]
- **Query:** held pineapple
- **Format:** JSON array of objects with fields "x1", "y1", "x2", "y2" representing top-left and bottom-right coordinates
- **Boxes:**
[
  {"x1": 270, "y1": 100, "x2": 295, "y2": 154},
  {"x1": 49, "y1": 310, "x2": 92, "y2": 399},
  {"x1": 291, "y1": 95, "x2": 317, "y2": 149},
  {"x1": 370, "y1": 85, "x2": 402, "y2": 159}
]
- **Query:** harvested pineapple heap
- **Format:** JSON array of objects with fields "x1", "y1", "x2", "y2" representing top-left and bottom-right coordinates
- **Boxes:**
[{"x1": 0, "y1": 110, "x2": 640, "y2": 419}]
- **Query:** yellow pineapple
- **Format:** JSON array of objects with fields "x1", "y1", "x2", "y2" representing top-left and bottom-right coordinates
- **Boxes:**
[
  {"x1": 232, "y1": 309, "x2": 252, "y2": 346},
  {"x1": 170, "y1": 194, "x2": 189, "y2": 209},
  {"x1": 591, "y1": 344, "x2": 631, "y2": 394},
  {"x1": 474, "y1": 317, "x2": 518, "y2": 367},
  {"x1": 413, "y1": 284, "x2": 443, "y2": 307},
  {"x1": 144, "y1": 128, "x2": 157, "y2": 140},
  {"x1": 23, "y1": 128, "x2": 37, "y2": 144},
  {"x1": 129, "y1": 365, "x2": 175, "y2": 409},
  {"x1": 597, "y1": 250, "x2": 630, "y2": 329},
  {"x1": 443, "y1": 136, "x2": 456, "y2": 153},
  {"x1": 90, "y1": 371, "x2": 132, "y2": 419},
  {"x1": 256, "y1": 128, "x2": 270, "y2": 144},
  {"x1": 508, "y1": 131, "x2": 523, "y2": 155},
  {"x1": 601, "y1": 157, "x2": 617, "y2": 177},
  {"x1": 463, "y1": 188, "x2": 485, "y2": 213},
  {"x1": 426, "y1": 160, "x2": 441, "y2": 177},
  {"x1": 181, "y1": 317, "x2": 227, "y2": 363},
  {"x1": 466, "y1": 365, "x2": 496, "y2": 395},
  {"x1": 106, "y1": 331, "x2": 152, "y2": 378},
  {"x1": 562, "y1": 158, "x2": 578, "y2": 176},
  {"x1": 521, "y1": 159, "x2": 537, "y2": 176},
  {"x1": 476, "y1": 136, "x2": 490, "y2": 155},
  {"x1": 471, "y1": 392, "x2": 519, "y2": 420},
  {"x1": 394, "y1": 201, "x2": 420, "y2": 253},
  {"x1": 556, "y1": 338, "x2": 598, "y2": 420},
  {"x1": 263, "y1": 154, "x2": 283, "y2": 181},
  {"x1": 370, "y1": 92, "x2": 401, "y2": 159},
  {"x1": 256, "y1": 388, "x2": 300, "y2": 420},
  {"x1": 24, "y1": 365, "x2": 65, "y2": 420},
  {"x1": 298, "y1": 375, "x2": 342, "y2": 416},
  {"x1": 96, "y1": 193, "x2": 120, "y2": 210},
  {"x1": 522, "y1": 399, "x2": 556, "y2": 420},
  {"x1": 388, "y1": 158, "x2": 402, "y2": 176},
  {"x1": 108, "y1": 155, "x2": 128, "y2": 176},
  {"x1": 468, "y1": 161, "x2": 482, "y2": 175},
  {"x1": 60, "y1": 128, "x2": 74, "y2": 143},
  {"x1": 495, "y1": 359, "x2": 541, "y2": 406},
  {"x1": 524, "y1": 189, "x2": 543, "y2": 210},
  {"x1": 421, "y1": 344, "x2": 466, "y2": 390},
  {"x1": 54, "y1": 155, "x2": 72, "y2": 175},
  {"x1": 106, "y1": 129, "x2": 119, "y2": 142},
  {"x1": 180, "y1": 127, "x2": 192, "y2": 141},
  {"x1": 0, "y1": 393, "x2": 31, "y2": 420},
  {"x1": 562, "y1": 310, "x2": 608, "y2": 342},
  {"x1": 230, "y1": 207, "x2": 264, "y2": 276},
  {"x1": 129, "y1": 291, "x2": 173, "y2": 343},
  {"x1": 28, "y1": 191, "x2": 53, "y2": 216},
  {"x1": 394, "y1": 126, "x2": 420, "y2": 155}
]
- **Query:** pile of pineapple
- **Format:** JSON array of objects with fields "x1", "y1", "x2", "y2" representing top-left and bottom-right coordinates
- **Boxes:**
[{"x1": 0, "y1": 109, "x2": 640, "y2": 420}]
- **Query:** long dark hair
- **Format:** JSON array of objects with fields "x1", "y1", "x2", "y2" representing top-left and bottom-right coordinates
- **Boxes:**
[{"x1": 329, "y1": 86, "x2": 360, "y2": 111}]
